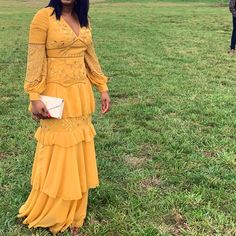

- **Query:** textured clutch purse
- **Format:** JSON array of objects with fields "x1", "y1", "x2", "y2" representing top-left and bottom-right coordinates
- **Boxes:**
[{"x1": 40, "y1": 95, "x2": 64, "y2": 119}]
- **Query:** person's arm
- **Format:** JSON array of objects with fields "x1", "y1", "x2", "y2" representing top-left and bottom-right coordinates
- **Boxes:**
[
  {"x1": 84, "y1": 22, "x2": 111, "y2": 113},
  {"x1": 24, "y1": 8, "x2": 48, "y2": 101},
  {"x1": 24, "y1": 8, "x2": 50, "y2": 119},
  {"x1": 229, "y1": 0, "x2": 236, "y2": 16},
  {"x1": 84, "y1": 23, "x2": 109, "y2": 94}
]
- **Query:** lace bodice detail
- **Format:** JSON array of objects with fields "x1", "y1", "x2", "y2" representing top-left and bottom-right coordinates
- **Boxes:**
[{"x1": 24, "y1": 7, "x2": 109, "y2": 101}]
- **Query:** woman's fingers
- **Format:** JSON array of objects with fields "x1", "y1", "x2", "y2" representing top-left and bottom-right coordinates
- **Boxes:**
[
  {"x1": 101, "y1": 98, "x2": 110, "y2": 113},
  {"x1": 32, "y1": 108, "x2": 50, "y2": 121},
  {"x1": 31, "y1": 113, "x2": 40, "y2": 122},
  {"x1": 41, "y1": 105, "x2": 51, "y2": 118},
  {"x1": 102, "y1": 99, "x2": 106, "y2": 113},
  {"x1": 101, "y1": 91, "x2": 111, "y2": 114},
  {"x1": 31, "y1": 100, "x2": 51, "y2": 120},
  {"x1": 106, "y1": 99, "x2": 110, "y2": 112}
]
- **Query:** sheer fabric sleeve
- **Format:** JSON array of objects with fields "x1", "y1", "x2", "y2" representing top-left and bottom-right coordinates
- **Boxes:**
[
  {"x1": 84, "y1": 23, "x2": 109, "y2": 93},
  {"x1": 24, "y1": 8, "x2": 48, "y2": 101}
]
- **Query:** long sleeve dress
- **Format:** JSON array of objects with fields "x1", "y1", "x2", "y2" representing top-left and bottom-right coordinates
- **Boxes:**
[{"x1": 16, "y1": 6, "x2": 109, "y2": 235}]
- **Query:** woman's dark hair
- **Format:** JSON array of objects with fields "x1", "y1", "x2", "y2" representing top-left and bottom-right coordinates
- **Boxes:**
[{"x1": 47, "y1": 0, "x2": 89, "y2": 27}]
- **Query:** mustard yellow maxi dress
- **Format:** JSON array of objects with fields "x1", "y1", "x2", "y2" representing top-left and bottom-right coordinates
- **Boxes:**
[{"x1": 16, "y1": 6, "x2": 109, "y2": 234}]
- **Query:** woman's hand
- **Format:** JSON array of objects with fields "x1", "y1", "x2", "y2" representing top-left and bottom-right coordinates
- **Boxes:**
[
  {"x1": 31, "y1": 100, "x2": 51, "y2": 121},
  {"x1": 101, "y1": 91, "x2": 111, "y2": 114}
]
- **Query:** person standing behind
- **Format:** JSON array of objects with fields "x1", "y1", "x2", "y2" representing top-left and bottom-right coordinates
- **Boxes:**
[{"x1": 229, "y1": 0, "x2": 236, "y2": 54}]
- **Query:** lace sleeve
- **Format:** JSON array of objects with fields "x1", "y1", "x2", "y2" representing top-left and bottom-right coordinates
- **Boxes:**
[
  {"x1": 84, "y1": 23, "x2": 109, "y2": 93},
  {"x1": 24, "y1": 8, "x2": 49, "y2": 100}
]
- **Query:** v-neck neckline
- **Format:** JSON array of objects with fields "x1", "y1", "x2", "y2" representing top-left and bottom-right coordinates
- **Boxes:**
[{"x1": 61, "y1": 16, "x2": 81, "y2": 38}]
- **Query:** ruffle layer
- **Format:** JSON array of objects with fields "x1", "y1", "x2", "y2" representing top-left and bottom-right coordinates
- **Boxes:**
[
  {"x1": 17, "y1": 189, "x2": 89, "y2": 235},
  {"x1": 28, "y1": 81, "x2": 96, "y2": 118},
  {"x1": 17, "y1": 115, "x2": 99, "y2": 234},
  {"x1": 30, "y1": 138, "x2": 99, "y2": 200},
  {"x1": 34, "y1": 115, "x2": 96, "y2": 147},
  {"x1": 34, "y1": 125, "x2": 96, "y2": 147}
]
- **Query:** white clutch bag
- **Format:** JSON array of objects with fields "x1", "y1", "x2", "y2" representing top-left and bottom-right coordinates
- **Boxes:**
[{"x1": 40, "y1": 95, "x2": 64, "y2": 119}]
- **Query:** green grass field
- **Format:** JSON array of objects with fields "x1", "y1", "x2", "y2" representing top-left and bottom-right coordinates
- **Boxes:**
[{"x1": 0, "y1": 0, "x2": 236, "y2": 235}]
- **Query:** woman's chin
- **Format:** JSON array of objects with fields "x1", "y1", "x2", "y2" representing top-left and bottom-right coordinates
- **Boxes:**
[{"x1": 61, "y1": 0, "x2": 75, "y2": 6}]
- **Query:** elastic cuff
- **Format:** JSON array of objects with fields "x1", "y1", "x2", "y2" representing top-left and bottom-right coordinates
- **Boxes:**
[
  {"x1": 29, "y1": 92, "x2": 40, "y2": 100},
  {"x1": 98, "y1": 84, "x2": 109, "y2": 93}
]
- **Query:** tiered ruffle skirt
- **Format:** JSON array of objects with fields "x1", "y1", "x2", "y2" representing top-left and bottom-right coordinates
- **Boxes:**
[{"x1": 17, "y1": 114, "x2": 99, "y2": 234}]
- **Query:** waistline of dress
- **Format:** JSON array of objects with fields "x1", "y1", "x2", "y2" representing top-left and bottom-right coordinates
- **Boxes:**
[
  {"x1": 46, "y1": 55, "x2": 84, "y2": 59},
  {"x1": 46, "y1": 56, "x2": 84, "y2": 59},
  {"x1": 46, "y1": 49, "x2": 84, "y2": 59}
]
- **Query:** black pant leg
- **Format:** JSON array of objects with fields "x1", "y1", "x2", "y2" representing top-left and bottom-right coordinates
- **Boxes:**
[{"x1": 230, "y1": 16, "x2": 236, "y2": 50}]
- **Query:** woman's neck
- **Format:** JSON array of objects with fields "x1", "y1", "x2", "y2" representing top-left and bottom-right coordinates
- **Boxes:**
[{"x1": 62, "y1": 4, "x2": 74, "y2": 15}]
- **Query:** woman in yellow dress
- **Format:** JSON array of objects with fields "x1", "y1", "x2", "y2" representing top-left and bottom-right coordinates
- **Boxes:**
[{"x1": 16, "y1": 0, "x2": 111, "y2": 235}]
